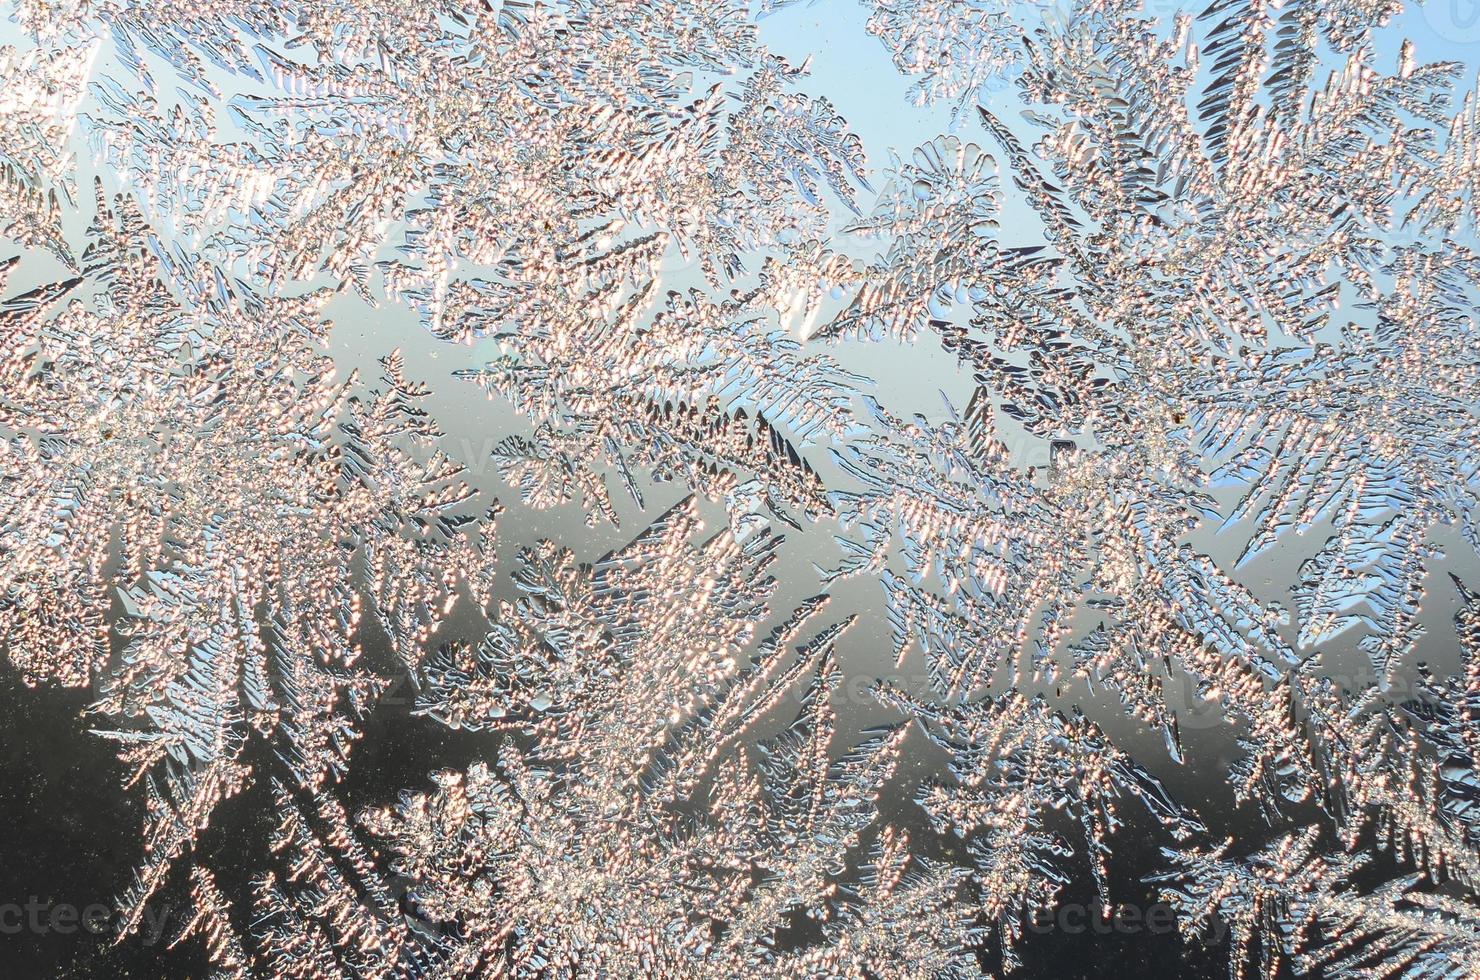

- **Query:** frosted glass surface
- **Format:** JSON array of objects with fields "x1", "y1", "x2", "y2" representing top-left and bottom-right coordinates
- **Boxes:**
[{"x1": 1, "y1": 1, "x2": 1479, "y2": 976}]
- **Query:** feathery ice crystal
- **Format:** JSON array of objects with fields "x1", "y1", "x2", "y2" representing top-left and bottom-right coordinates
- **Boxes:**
[{"x1": 1, "y1": 0, "x2": 1479, "y2": 976}]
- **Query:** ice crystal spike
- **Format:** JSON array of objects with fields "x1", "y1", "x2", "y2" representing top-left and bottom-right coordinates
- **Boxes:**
[
  {"x1": 1155, "y1": 828, "x2": 1480, "y2": 980},
  {"x1": 1152, "y1": 826, "x2": 1363, "y2": 980},
  {"x1": 1297, "y1": 880, "x2": 1480, "y2": 979}
]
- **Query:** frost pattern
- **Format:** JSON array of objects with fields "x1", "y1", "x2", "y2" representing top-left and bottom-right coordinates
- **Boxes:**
[
  {"x1": 0, "y1": 0, "x2": 1478, "y2": 977},
  {"x1": 763, "y1": 0, "x2": 1041, "y2": 115}
]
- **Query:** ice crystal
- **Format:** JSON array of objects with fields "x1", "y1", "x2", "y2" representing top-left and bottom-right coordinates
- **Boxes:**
[
  {"x1": 1, "y1": 0, "x2": 1480, "y2": 976},
  {"x1": 763, "y1": 0, "x2": 1039, "y2": 115},
  {"x1": 455, "y1": 282, "x2": 859, "y2": 531},
  {"x1": 877, "y1": 682, "x2": 1202, "y2": 970},
  {"x1": 0, "y1": 38, "x2": 91, "y2": 259},
  {"x1": 169, "y1": 502, "x2": 981, "y2": 977},
  {"x1": 0, "y1": 186, "x2": 493, "y2": 932}
]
